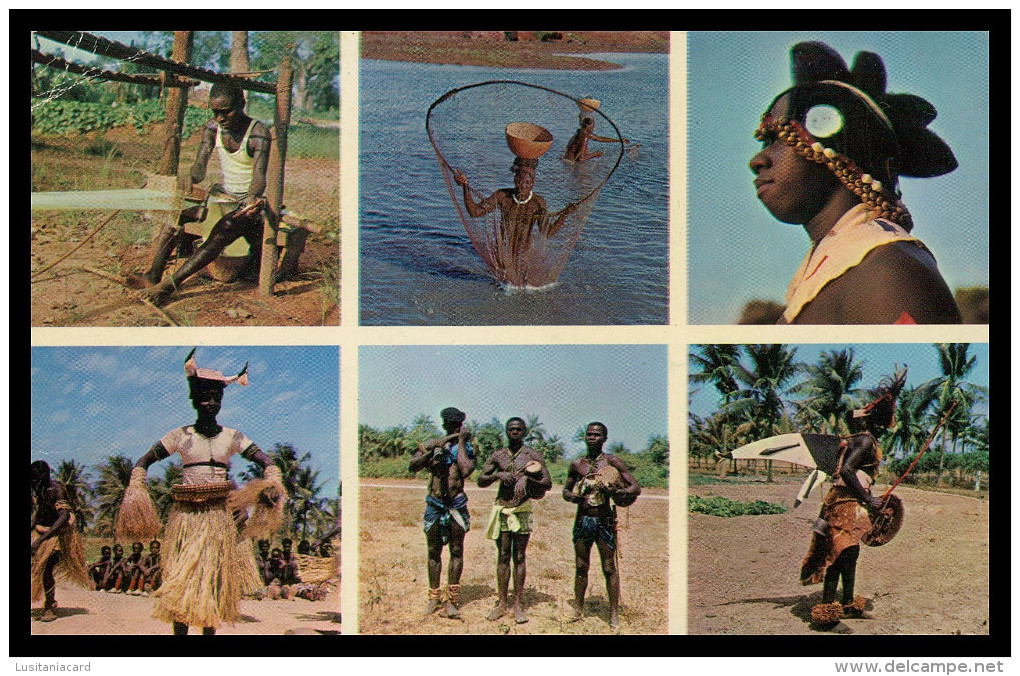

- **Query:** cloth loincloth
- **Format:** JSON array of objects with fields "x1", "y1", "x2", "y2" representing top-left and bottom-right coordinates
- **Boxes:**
[
  {"x1": 483, "y1": 500, "x2": 533, "y2": 540},
  {"x1": 800, "y1": 485, "x2": 873, "y2": 585},
  {"x1": 572, "y1": 513, "x2": 616, "y2": 550},
  {"x1": 423, "y1": 494, "x2": 470, "y2": 545},
  {"x1": 30, "y1": 519, "x2": 89, "y2": 602},
  {"x1": 152, "y1": 486, "x2": 262, "y2": 628}
]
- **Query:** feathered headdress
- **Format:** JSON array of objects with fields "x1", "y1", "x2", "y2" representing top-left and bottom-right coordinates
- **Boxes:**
[{"x1": 851, "y1": 365, "x2": 908, "y2": 429}]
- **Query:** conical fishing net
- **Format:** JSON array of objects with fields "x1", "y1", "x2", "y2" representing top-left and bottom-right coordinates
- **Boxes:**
[{"x1": 427, "y1": 81, "x2": 623, "y2": 287}]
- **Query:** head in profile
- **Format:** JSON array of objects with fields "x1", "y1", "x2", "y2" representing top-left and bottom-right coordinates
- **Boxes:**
[{"x1": 749, "y1": 41, "x2": 961, "y2": 325}]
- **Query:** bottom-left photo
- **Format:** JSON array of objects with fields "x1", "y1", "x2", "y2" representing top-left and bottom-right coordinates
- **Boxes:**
[{"x1": 29, "y1": 345, "x2": 340, "y2": 635}]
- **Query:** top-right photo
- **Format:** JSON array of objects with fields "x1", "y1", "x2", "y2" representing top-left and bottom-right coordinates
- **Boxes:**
[{"x1": 687, "y1": 31, "x2": 989, "y2": 325}]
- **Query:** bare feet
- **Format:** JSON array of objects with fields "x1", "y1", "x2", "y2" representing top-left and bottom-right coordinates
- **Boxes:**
[
  {"x1": 609, "y1": 610, "x2": 620, "y2": 629},
  {"x1": 425, "y1": 599, "x2": 442, "y2": 615},
  {"x1": 38, "y1": 608, "x2": 58, "y2": 622},
  {"x1": 565, "y1": 599, "x2": 583, "y2": 622},
  {"x1": 514, "y1": 605, "x2": 528, "y2": 624},
  {"x1": 486, "y1": 601, "x2": 507, "y2": 621},
  {"x1": 140, "y1": 281, "x2": 175, "y2": 307},
  {"x1": 440, "y1": 601, "x2": 461, "y2": 619},
  {"x1": 124, "y1": 273, "x2": 155, "y2": 290}
]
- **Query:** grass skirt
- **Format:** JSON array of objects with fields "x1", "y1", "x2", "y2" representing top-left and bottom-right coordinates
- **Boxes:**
[
  {"x1": 152, "y1": 499, "x2": 262, "y2": 628},
  {"x1": 30, "y1": 524, "x2": 89, "y2": 602}
]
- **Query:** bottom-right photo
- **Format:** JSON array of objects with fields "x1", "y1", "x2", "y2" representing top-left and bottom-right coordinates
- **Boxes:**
[{"x1": 687, "y1": 343, "x2": 989, "y2": 635}]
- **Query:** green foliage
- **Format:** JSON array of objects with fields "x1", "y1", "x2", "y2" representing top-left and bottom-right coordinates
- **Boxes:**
[
  {"x1": 31, "y1": 98, "x2": 208, "y2": 138},
  {"x1": 286, "y1": 125, "x2": 340, "y2": 159},
  {"x1": 688, "y1": 495, "x2": 787, "y2": 517},
  {"x1": 359, "y1": 456, "x2": 416, "y2": 479}
]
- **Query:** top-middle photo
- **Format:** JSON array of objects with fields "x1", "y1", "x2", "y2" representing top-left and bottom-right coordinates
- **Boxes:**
[{"x1": 359, "y1": 31, "x2": 669, "y2": 326}]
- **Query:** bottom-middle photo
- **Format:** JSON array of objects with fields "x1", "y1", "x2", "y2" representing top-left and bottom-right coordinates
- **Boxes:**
[{"x1": 357, "y1": 344, "x2": 668, "y2": 635}]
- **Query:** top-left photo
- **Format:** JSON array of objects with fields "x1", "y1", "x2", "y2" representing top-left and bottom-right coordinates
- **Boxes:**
[{"x1": 30, "y1": 31, "x2": 340, "y2": 327}]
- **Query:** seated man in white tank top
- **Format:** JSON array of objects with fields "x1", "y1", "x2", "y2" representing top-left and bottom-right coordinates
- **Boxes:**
[{"x1": 133, "y1": 82, "x2": 271, "y2": 306}]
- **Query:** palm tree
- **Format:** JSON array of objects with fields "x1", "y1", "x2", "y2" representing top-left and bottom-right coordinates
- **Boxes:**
[
  {"x1": 148, "y1": 462, "x2": 183, "y2": 520},
  {"x1": 927, "y1": 344, "x2": 988, "y2": 484},
  {"x1": 689, "y1": 344, "x2": 741, "y2": 402},
  {"x1": 291, "y1": 465, "x2": 327, "y2": 539},
  {"x1": 536, "y1": 434, "x2": 566, "y2": 465},
  {"x1": 790, "y1": 348, "x2": 865, "y2": 434},
  {"x1": 726, "y1": 344, "x2": 801, "y2": 481},
  {"x1": 524, "y1": 415, "x2": 547, "y2": 448},
  {"x1": 882, "y1": 383, "x2": 938, "y2": 462},
  {"x1": 94, "y1": 454, "x2": 134, "y2": 539},
  {"x1": 54, "y1": 460, "x2": 94, "y2": 533},
  {"x1": 645, "y1": 434, "x2": 669, "y2": 467},
  {"x1": 471, "y1": 418, "x2": 505, "y2": 467}
]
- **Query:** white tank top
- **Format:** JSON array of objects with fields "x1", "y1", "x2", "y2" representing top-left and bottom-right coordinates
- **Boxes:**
[{"x1": 216, "y1": 118, "x2": 257, "y2": 197}]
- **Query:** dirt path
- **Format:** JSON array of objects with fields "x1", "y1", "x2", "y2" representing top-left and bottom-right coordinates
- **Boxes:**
[
  {"x1": 688, "y1": 479, "x2": 989, "y2": 635},
  {"x1": 359, "y1": 478, "x2": 668, "y2": 635},
  {"x1": 31, "y1": 583, "x2": 339, "y2": 635}
]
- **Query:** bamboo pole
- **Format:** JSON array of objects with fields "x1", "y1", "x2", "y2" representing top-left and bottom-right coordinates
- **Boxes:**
[
  {"x1": 156, "y1": 31, "x2": 194, "y2": 177},
  {"x1": 31, "y1": 50, "x2": 199, "y2": 88},
  {"x1": 260, "y1": 53, "x2": 293, "y2": 295},
  {"x1": 36, "y1": 31, "x2": 276, "y2": 95}
]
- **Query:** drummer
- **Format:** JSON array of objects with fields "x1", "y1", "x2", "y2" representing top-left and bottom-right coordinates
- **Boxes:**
[{"x1": 477, "y1": 417, "x2": 552, "y2": 624}]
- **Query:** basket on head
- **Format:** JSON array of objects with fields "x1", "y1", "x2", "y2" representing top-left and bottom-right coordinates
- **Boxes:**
[
  {"x1": 505, "y1": 122, "x2": 554, "y2": 160},
  {"x1": 862, "y1": 493, "x2": 904, "y2": 546},
  {"x1": 577, "y1": 98, "x2": 600, "y2": 113}
]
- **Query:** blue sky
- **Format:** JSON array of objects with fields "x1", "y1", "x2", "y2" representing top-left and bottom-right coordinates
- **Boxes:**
[
  {"x1": 31, "y1": 346, "x2": 339, "y2": 492},
  {"x1": 687, "y1": 31, "x2": 989, "y2": 324},
  {"x1": 359, "y1": 345, "x2": 667, "y2": 457},
  {"x1": 688, "y1": 343, "x2": 990, "y2": 421}
]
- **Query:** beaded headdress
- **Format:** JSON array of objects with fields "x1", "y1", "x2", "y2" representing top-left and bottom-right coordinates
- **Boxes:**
[{"x1": 756, "y1": 42, "x2": 957, "y2": 231}]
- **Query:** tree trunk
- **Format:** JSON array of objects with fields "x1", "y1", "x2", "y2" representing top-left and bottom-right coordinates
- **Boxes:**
[
  {"x1": 229, "y1": 31, "x2": 249, "y2": 74},
  {"x1": 156, "y1": 31, "x2": 194, "y2": 176},
  {"x1": 937, "y1": 427, "x2": 947, "y2": 485},
  {"x1": 260, "y1": 53, "x2": 293, "y2": 295}
]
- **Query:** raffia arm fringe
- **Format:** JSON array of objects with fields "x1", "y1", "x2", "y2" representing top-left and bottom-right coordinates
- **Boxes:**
[
  {"x1": 226, "y1": 478, "x2": 284, "y2": 539},
  {"x1": 116, "y1": 467, "x2": 162, "y2": 540}
]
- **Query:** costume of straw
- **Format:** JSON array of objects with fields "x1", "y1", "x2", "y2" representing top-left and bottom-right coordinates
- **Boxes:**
[{"x1": 31, "y1": 504, "x2": 89, "y2": 602}]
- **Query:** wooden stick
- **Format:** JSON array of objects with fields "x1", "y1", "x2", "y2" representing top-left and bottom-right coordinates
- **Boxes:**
[
  {"x1": 881, "y1": 400, "x2": 959, "y2": 499},
  {"x1": 31, "y1": 50, "x2": 199, "y2": 88},
  {"x1": 36, "y1": 31, "x2": 276, "y2": 94},
  {"x1": 260, "y1": 51, "x2": 293, "y2": 295},
  {"x1": 77, "y1": 266, "x2": 180, "y2": 327},
  {"x1": 31, "y1": 209, "x2": 122, "y2": 278}
]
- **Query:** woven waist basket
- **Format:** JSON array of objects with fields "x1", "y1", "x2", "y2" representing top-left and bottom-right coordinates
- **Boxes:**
[{"x1": 171, "y1": 481, "x2": 234, "y2": 504}]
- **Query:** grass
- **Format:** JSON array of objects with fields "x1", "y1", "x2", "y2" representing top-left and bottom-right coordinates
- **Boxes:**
[
  {"x1": 688, "y1": 494, "x2": 787, "y2": 517},
  {"x1": 286, "y1": 125, "x2": 339, "y2": 160},
  {"x1": 317, "y1": 259, "x2": 339, "y2": 325}
]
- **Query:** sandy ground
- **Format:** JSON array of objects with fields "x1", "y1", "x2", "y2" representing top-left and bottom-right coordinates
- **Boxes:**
[
  {"x1": 687, "y1": 478, "x2": 989, "y2": 635},
  {"x1": 30, "y1": 584, "x2": 340, "y2": 635},
  {"x1": 30, "y1": 125, "x2": 339, "y2": 327},
  {"x1": 359, "y1": 478, "x2": 668, "y2": 635}
]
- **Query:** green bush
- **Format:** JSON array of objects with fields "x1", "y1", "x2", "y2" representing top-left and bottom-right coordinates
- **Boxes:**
[
  {"x1": 31, "y1": 98, "x2": 208, "y2": 138},
  {"x1": 688, "y1": 495, "x2": 787, "y2": 517}
]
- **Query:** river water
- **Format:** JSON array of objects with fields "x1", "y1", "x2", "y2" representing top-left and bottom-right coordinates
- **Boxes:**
[{"x1": 359, "y1": 53, "x2": 669, "y2": 326}]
